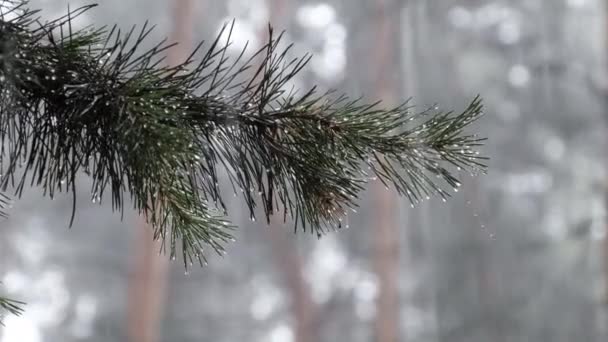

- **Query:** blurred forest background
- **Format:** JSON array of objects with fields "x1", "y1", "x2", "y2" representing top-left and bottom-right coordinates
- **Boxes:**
[{"x1": 1, "y1": 0, "x2": 608, "y2": 341}]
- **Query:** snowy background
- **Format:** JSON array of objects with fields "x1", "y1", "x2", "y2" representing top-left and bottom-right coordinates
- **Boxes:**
[{"x1": 1, "y1": 0, "x2": 608, "y2": 341}]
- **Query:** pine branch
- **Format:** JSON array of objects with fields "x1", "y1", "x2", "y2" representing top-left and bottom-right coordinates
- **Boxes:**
[
  {"x1": 0, "y1": 297, "x2": 23, "y2": 316},
  {"x1": 0, "y1": 2, "x2": 487, "y2": 268},
  {"x1": 0, "y1": 292, "x2": 25, "y2": 324}
]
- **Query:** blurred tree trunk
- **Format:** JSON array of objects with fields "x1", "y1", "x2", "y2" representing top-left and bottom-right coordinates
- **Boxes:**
[
  {"x1": 371, "y1": 1, "x2": 402, "y2": 341},
  {"x1": 262, "y1": 2, "x2": 320, "y2": 342},
  {"x1": 604, "y1": 0, "x2": 608, "y2": 307},
  {"x1": 126, "y1": 1, "x2": 195, "y2": 341},
  {"x1": 605, "y1": 206, "x2": 608, "y2": 305},
  {"x1": 605, "y1": 0, "x2": 608, "y2": 303},
  {"x1": 267, "y1": 223, "x2": 320, "y2": 342}
]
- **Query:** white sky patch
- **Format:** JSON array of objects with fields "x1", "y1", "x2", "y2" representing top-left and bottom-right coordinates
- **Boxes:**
[
  {"x1": 508, "y1": 64, "x2": 531, "y2": 88},
  {"x1": 498, "y1": 18, "x2": 521, "y2": 45},
  {"x1": 304, "y1": 235, "x2": 347, "y2": 304},
  {"x1": 217, "y1": 19, "x2": 259, "y2": 54},
  {"x1": 268, "y1": 323, "x2": 294, "y2": 342},
  {"x1": 567, "y1": 0, "x2": 589, "y2": 8},
  {"x1": 1, "y1": 267, "x2": 71, "y2": 340},
  {"x1": 353, "y1": 272, "x2": 378, "y2": 321},
  {"x1": 13, "y1": 217, "x2": 49, "y2": 266},
  {"x1": 447, "y1": 6, "x2": 472, "y2": 29},
  {"x1": 249, "y1": 276, "x2": 283, "y2": 321},
  {"x1": 325, "y1": 22, "x2": 347, "y2": 46},
  {"x1": 221, "y1": 0, "x2": 269, "y2": 52},
  {"x1": 1, "y1": 315, "x2": 42, "y2": 342},
  {"x1": 312, "y1": 44, "x2": 346, "y2": 81},
  {"x1": 29, "y1": 269, "x2": 71, "y2": 327},
  {"x1": 295, "y1": 3, "x2": 347, "y2": 80},
  {"x1": 296, "y1": 3, "x2": 336, "y2": 30},
  {"x1": 543, "y1": 136, "x2": 565, "y2": 162},
  {"x1": 543, "y1": 207, "x2": 568, "y2": 240},
  {"x1": 227, "y1": 0, "x2": 268, "y2": 24},
  {"x1": 69, "y1": 293, "x2": 98, "y2": 339},
  {"x1": 2, "y1": 271, "x2": 26, "y2": 293}
]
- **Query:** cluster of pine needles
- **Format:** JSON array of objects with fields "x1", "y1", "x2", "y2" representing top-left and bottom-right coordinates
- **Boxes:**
[{"x1": 0, "y1": 1, "x2": 486, "y2": 318}]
